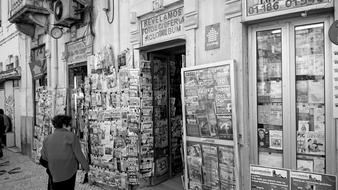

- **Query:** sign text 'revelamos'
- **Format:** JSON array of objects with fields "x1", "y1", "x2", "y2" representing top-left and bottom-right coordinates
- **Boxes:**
[{"x1": 141, "y1": 6, "x2": 184, "y2": 45}]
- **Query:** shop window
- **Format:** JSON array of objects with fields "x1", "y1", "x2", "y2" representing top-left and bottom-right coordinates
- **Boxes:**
[
  {"x1": 0, "y1": 83, "x2": 4, "y2": 90},
  {"x1": 256, "y1": 29, "x2": 283, "y2": 167},
  {"x1": 250, "y1": 18, "x2": 331, "y2": 173},
  {"x1": 295, "y1": 23, "x2": 325, "y2": 174}
]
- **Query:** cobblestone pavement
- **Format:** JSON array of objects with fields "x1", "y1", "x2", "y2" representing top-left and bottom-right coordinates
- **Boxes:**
[{"x1": 0, "y1": 148, "x2": 102, "y2": 190}]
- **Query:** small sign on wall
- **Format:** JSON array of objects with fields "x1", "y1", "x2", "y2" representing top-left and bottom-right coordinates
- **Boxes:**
[
  {"x1": 331, "y1": 44, "x2": 338, "y2": 118},
  {"x1": 205, "y1": 23, "x2": 220, "y2": 50}
]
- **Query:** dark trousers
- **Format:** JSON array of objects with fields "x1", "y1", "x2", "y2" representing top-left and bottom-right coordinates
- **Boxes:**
[{"x1": 51, "y1": 173, "x2": 76, "y2": 190}]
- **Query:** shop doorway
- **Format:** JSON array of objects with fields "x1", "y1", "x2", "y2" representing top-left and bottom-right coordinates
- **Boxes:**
[
  {"x1": 147, "y1": 45, "x2": 185, "y2": 186},
  {"x1": 68, "y1": 64, "x2": 87, "y2": 139}
]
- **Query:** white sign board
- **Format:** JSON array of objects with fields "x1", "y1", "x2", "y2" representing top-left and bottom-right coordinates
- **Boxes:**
[{"x1": 141, "y1": 6, "x2": 184, "y2": 46}]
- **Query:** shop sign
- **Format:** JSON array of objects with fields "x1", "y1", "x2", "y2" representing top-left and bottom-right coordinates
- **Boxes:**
[
  {"x1": 205, "y1": 23, "x2": 220, "y2": 50},
  {"x1": 141, "y1": 6, "x2": 184, "y2": 46},
  {"x1": 66, "y1": 38, "x2": 87, "y2": 65},
  {"x1": 30, "y1": 45, "x2": 46, "y2": 78},
  {"x1": 246, "y1": 0, "x2": 331, "y2": 17}
]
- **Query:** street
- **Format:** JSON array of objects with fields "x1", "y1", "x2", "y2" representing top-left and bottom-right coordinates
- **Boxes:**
[{"x1": 0, "y1": 148, "x2": 101, "y2": 190}]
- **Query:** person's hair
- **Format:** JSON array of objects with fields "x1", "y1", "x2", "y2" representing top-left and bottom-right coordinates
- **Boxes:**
[
  {"x1": 0, "y1": 109, "x2": 4, "y2": 115},
  {"x1": 52, "y1": 115, "x2": 72, "y2": 129}
]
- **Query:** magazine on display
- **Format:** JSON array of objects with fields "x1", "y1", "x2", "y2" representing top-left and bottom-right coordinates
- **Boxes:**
[
  {"x1": 269, "y1": 130, "x2": 283, "y2": 150},
  {"x1": 187, "y1": 143, "x2": 203, "y2": 186},
  {"x1": 304, "y1": 131, "x2": 325, "y2": 155},
  {"x1": 308, "y1": 80, "x2": 324, "y2": 104},
  {"x1": 202, "y1": 144, "x2": 219, "y2": 190},
  {"x1": 217, "y1": 115, "x2": 233, "y2": 140},
  {"x1": 257, "y1": 128, "x2": 269, "y2": 148}
]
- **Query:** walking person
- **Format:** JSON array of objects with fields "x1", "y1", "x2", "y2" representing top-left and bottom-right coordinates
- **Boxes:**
[
  {"x1": 40, "y1": 115, "x2": 89, "y2": 190},
  {"x1": 0, "y1": 109, "x2": 5, "y2": 158}
]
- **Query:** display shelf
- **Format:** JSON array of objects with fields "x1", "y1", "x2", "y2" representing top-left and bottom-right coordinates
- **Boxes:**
[
  {"x1": 258, "y1": 147, "x2": 283, "y2": 154},
  {"x1": 182, "y1": 60, "x2": 240, "y2": 190}
]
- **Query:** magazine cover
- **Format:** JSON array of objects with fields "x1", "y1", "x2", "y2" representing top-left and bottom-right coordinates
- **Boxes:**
[
  {"x1": 268, "y1": 61, "x2": 282, "y2": 78},
  {"x1": 312, "y1": 54, "x2": 325, "y2": 75},
  {"x1": 297, "y1": 132, "x2": 307, "y2": 154},
  {"x1": 297, "y1": 158, "x2": 314, "y2": 172},
  {"x1": 214, "y1": 65, "x2": 231, "y2": 86},
  {"x1": 296, "y1": 80, "x2": 308, "y2": 103},
  {"x1": 258, "y1": 152, "x2": 283, "y2": 168},
  {"x1": 219, "y1": 164, "x2": 235, "y2": 190},
  {"x1": 269, "y1": 103, "x2": 282, "y2": 126},
  {"x1": 270, "y1": 80, "x2": 282, "y2": 101},
  {"x1": 198, "y1": 115, "x2": 213, "y2": 137},
  {"x1": 308, "y1": 79, "x2": 324, "y2": 104},
  {"x1": 218, "y1": 146, "x2": 234, "y2": 167},
  {"x1": 269, "y1": 130, "x2": 283, "y2": 150},
  {"x1": 296, "y1": 55, "x2": 310, "y2": 75},
  {"x1": 186, "y1": 115, "x2": 200, "y2": 137},
  {"x1": 304, "y1": 131, "x2": 325, "y2": 155},
  {"x1": 202, "y1": 144, "x2": 219, "y2": 190},
  {"x1": 257, "y1": 81, "x2": 269, "y2": 97},
  {"x1": 187, "y1": 143, "x2": 203, "y2": 187},
  {"x1": 257, "y1": 128, "x2": 269, "y2": 148},
  {"x1": 217, "y1": 115, "x2": 233, "y2": 140},
  {"x1": 313, "y1": 105, "x2": 325, "y2": 132},
  {"x1": 298, "y1": 120, "x2": 310, "y2": 133},
  {"x1": 257, "y1": 105, "x2": 270, "y2": 124}
]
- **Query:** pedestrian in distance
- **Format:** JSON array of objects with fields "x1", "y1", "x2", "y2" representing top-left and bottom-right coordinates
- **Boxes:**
[
  {"x1": 0, "y1": 109, "x2": 10, "y2": 158},
  {"x1": 40, "y1": 115, "x2": 89, "y2": 190},
  {"x1": 0, "y1": 109, "x2": 5, "y2": 158}
]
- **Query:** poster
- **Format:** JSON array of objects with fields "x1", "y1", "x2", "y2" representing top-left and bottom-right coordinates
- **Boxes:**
[
  {"x1": 291, "y1": 171, "x2": 336, "y2": 190},
  {"x1": 250, "y1": 165, "x2": 290, "y2": 190}
]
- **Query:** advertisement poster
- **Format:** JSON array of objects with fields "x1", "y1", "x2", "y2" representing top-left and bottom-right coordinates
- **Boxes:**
[
  {"x1": 291, "y1": 171, "x2": 336, "y2": 190},
  {"x1": 251, "y1": 165, "x2": 290, "y2": 190}
]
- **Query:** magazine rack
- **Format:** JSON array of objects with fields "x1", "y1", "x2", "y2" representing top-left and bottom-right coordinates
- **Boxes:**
[{"x1": 181, "y1": 60, "x2": 241, "y2": 190}]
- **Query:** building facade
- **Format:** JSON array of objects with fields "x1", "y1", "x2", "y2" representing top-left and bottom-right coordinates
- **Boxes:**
[
  {"x1": 0, "y1": 0, "x2": 32, "y2": 153},
  {"x1": 4, "y1": 0, "x2": 338, "y2": 189}
]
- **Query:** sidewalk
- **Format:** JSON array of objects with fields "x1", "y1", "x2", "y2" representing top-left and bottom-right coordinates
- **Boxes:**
[{"x1": 0, "y1": 148, "x2": 101, "y2": 190}]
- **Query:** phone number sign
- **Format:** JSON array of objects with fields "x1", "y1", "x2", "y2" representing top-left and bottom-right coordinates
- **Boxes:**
[{"x1": 247, "y1": 0, "x2": 330, "y2": 16}]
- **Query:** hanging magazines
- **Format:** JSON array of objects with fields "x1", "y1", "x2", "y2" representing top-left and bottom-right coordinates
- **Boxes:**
[{"x1": 181, "y1": 60, "x2": 241, "y2": 190}]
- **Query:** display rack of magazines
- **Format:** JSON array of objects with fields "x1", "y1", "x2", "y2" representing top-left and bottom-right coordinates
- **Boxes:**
[{"x1": 181, "y1": 60, "x2": 240, "y2": 190}]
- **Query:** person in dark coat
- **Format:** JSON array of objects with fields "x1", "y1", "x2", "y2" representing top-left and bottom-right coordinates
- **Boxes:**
[
  {"x1": 0, "y1": 109, "x2": 5, "y2": 158},
  {"x1": 40, "y1": 115, "x2": 89, "y2": 190}
]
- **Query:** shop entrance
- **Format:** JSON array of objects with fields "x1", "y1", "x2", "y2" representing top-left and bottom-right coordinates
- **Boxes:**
[
  {"x1": 68, "y1": 64, "x2": 88, "y2": 139},
  {"x1": 147, "y1": 45, "x2": 185, "y2": 186}
]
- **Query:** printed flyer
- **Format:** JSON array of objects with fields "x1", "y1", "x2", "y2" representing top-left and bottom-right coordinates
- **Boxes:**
[
  {"x1": 250, "y1": 165, "x2": 290, "y2": 190},
  {"x1": 291, "y1": 171, "x2": 336, "y2": 190}
]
